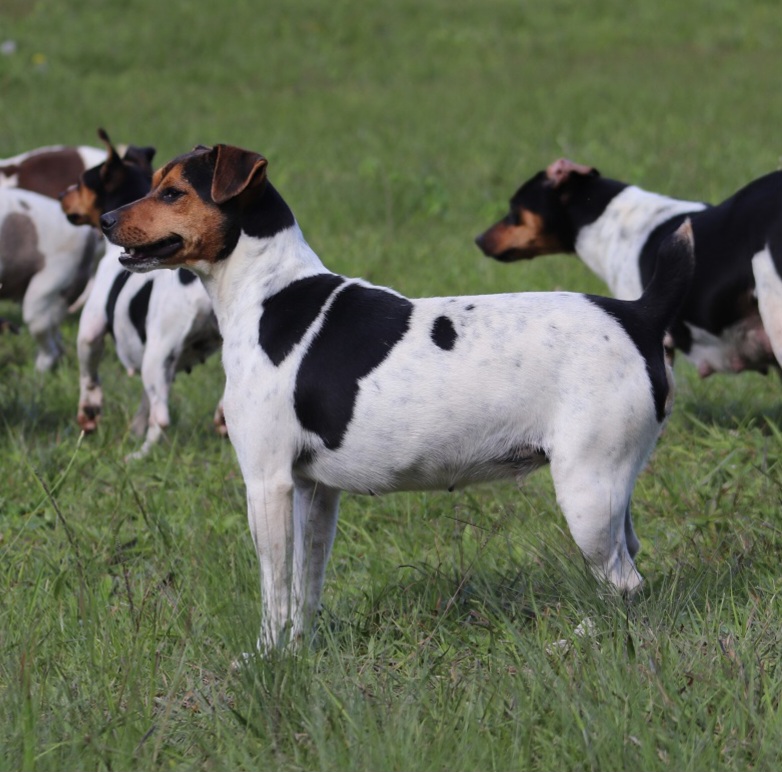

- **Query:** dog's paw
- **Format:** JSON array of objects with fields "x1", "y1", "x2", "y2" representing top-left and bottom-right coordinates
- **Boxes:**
[{"x1": 77, "y1": 405, "x2": 101, "y2": 433}]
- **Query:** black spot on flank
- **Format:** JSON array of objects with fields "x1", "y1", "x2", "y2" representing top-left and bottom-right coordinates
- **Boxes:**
[
  {"x1": 105, "y1": 270, "x2": 132, "y2": 338},
  {"x1": 465, "y1": 304, "x2": 475, "y2": 311},
  {"x1": 178, "y1": 268, "x2": 198, "y2": 285},
  {"x1": 294, "y1": 283, "x2": 413, "y2": 450},
  {"x1": 129, "y1": 280, "x2": 154, "y2": 344},
  {"x1": 259, "y1": 274, "x2": 346, "y2": 365},
  {"x1": 431, "y1": 315, "x2": 457, "y2": 350}
]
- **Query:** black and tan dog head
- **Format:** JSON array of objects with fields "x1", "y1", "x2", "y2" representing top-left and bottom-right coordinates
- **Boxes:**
[
  {"x1": 475, "y1": 158, "x2": 600, "y2": 262},
  {"x1": 59, "y1": 128, "x2": 155, "y2": 228},
  {"x1": 100, "y1": 144, "x2": 294, "y2": 273}
]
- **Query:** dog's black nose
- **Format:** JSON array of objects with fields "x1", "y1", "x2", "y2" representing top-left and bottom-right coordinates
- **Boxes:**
[{"x1": 100, "y1": 212, "x2": 117, "y2": 233}]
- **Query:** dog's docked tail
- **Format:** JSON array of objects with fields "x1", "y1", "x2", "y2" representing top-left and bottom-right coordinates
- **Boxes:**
[{"x1": 637, "y1": 218, "x2": 695, "y2": 337}]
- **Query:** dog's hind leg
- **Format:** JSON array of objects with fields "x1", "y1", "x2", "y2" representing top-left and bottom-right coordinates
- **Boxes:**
[{"x1": 549, "y1": 456, "x2": 643, "y2": 594}]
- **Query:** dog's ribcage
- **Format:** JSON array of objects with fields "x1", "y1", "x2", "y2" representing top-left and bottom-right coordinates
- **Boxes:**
[{"x1": 221, "y1": 268, "x2": 659, "y2": 496}]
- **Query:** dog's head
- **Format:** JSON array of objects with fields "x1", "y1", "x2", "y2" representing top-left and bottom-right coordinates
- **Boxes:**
[
  {"x1": 475, "y1": 159, "x2": 599, "y2": 262},
  {"x1": 100, "y1": 144, "x2": 281, "y2": 273},
  {"x1": 59, "y1": 128, "x2": 155, "y2": 228}
]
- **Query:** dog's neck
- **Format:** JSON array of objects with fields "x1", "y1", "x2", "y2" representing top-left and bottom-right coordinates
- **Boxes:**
[
  {"x1": 197, "y1": 222, "x2": 327, "y2": 333},
  {"x1": 573, "y1": 185, "x2": 705, "y2": 299}
]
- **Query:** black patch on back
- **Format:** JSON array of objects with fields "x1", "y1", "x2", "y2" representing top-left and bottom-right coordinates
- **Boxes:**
[
  {"x1": 178, "y1": 268, "x2": 198, "y2": 285},
  {"x1": 259, "y1": 274, "x2": 346, "y2": 366},
  {"x1": 431, "y1": 315, "x2": 457, "y2": 350},
  {"x1": 586, "y1": 296, "x2": 667, "y2": 422},
  {"x1": 105, "y1": 270, "x2": 132, "y2": 338},
  {"x1": 294, "y1": 284, "x2": 413, "y2": 450},
  {"x1": 129, "y1": 280, "x2": 154, "y2": 344}
]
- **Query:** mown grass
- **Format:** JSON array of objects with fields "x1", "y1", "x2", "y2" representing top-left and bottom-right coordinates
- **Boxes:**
[{"x1": 3, "y1": 0, "x2": 782, "y2": 770}]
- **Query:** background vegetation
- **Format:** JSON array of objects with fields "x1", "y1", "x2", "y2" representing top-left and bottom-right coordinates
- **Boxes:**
[{"x1": 2, "y1": 0, "x2": 782, "y2": 769}]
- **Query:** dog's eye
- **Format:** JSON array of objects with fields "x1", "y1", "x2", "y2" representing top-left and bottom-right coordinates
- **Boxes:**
[{"x1": 160, "y1": 187, "x2": 184, "y2": 203}]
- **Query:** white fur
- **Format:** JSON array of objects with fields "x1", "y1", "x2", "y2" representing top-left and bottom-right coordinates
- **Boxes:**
[
  {"x1": 188, "y1": 222, "x2": 668, "y2": 652},
  {"x1": 575, "y1": 186, "x2": 706, "y2": 299},
  {"x1": 77, "y1": 244, "x2": 223, "y2": 459},
  {"x1": 0, "y1": 187, "x2": 99, "y2": 370}
]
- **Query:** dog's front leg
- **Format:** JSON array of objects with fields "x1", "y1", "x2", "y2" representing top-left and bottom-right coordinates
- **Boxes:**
[
  {"x1": 293, "y1": 478, "x2": 341, "y2": 638},
  {"x1": 128, "y1": 345, "x2": 176, "y2": 459},
  {"x1": 246, "y1": 474, "x2": 303, "y2": 652},
  {"x1": 76, "y1": 302, "x2": 108, "y2": 432}
]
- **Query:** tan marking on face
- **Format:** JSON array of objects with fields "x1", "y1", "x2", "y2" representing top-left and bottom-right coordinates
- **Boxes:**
[
  {"x1": 108, "y1": 159, "x2": 228, "y2": 267},
  {"x1": 477, "y1": 210, "x2": 564, "y2": 260},
  {"x1": 0, "y1": 212, "x2": 45, "y2": 300},
  {"x1": 60, "y1": 182, "x2": 101, "y2": 227}
]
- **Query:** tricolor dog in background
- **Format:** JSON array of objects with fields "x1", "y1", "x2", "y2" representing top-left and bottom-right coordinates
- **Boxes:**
[
  {"x1": 476, "y1": 159, "x2": 782, "y2": 379},
  {"x1": 60, "y1": 130, "x2": 224, "y2": 459},
  {"x1": 101, "y1": 144, "x2": 694, "y2": 652}
]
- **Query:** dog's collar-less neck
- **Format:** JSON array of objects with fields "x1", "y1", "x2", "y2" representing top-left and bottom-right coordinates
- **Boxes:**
[
  {"x1": 575, "y1": 186, "x2": 705, "y2": 300},
  {"x1": 201, "y1": 223, "x2": 327, "y2": 332},
  {"x1": 237, "y1": 182, "x2": 296, "y2": 242}
]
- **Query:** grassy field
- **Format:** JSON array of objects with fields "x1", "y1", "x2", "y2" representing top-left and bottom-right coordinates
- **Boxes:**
[{"x1": 2, "y1": 0, "x2": 782, "y2": 769}]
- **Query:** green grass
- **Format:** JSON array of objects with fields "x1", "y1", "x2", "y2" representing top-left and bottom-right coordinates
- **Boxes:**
[{"x1": 2, "y1": 0, "x2": 782, "y2": 769}]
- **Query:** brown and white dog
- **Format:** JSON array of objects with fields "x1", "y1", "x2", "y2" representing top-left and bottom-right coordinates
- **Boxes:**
[
  {"x1": 1, "y1": 144, "x2": 107, "y2": 199},
  {"x1": 60, "y1": 131, "x2": 224, "y2": 459},
  {"x1": 476, "y1": 159, "x2": 782, "y2": 379},
  {"x1": 0, "y1": 186, "x2": 100, "y2": 370},
  {"x1": 0, "y1": 141, "x2": 109, "y2": 354},
  {"x1": 100, "y1": 144, "x2": 693, "y2": 651}
]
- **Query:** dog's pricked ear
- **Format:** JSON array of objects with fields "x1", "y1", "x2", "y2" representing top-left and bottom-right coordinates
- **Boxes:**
[
  {"x1": 546, "y1": 158, "x2": 598, "y2": 189},
  {"x1": 211, "y1": 144, "x2": 269, "y2": 205},
  {"x1": 123, "y1": 145, "x2": 156, "y2": 175},
  {"x1": 97, "y1": 128, "x2": 121, "y2": 163}
]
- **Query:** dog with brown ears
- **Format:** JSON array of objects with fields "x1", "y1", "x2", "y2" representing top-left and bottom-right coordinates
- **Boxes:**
[
  {"x1": 60, "y1": 130, "x2": 224, "y2": 459},
  {"x1": 101, "y1": 144, "x2": 694, "y2": 652}
]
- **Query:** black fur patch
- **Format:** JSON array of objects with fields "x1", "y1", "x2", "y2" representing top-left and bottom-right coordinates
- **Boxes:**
[
  {"x1": 431, "y1": 315, "x2": 457, "y2": 350},
  {"x1": 259, "y1": 274, "x2": 346, "y2": 366},
  {"x1": 129, "y1": 280, "x2": 154, "y2": 344},
  {"x1": 178, "y1": 268, "x2": 198, "y2": 285},
  {"x1": 294, "y1": 284, "x2": 413, "y2": 450},
  {"x1": 105, "y1": 270, "x2": 132, "y2": 338},
  {"x1": 586, "y1": 295, "x2": 667, "y2": 422}
]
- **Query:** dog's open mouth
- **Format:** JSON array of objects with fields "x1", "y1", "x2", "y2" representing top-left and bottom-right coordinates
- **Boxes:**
[{"x1": 119, "y1": 235, "x2": 184, "y2": 269}]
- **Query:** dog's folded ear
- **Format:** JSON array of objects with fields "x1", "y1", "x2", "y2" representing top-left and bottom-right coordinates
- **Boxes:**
[
  {"x1": 545, "y1": 158, "x2": 599, "y2": 189},
  {"x1": 211, "y1": 145, "x2": 269, "y2": 205}
]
